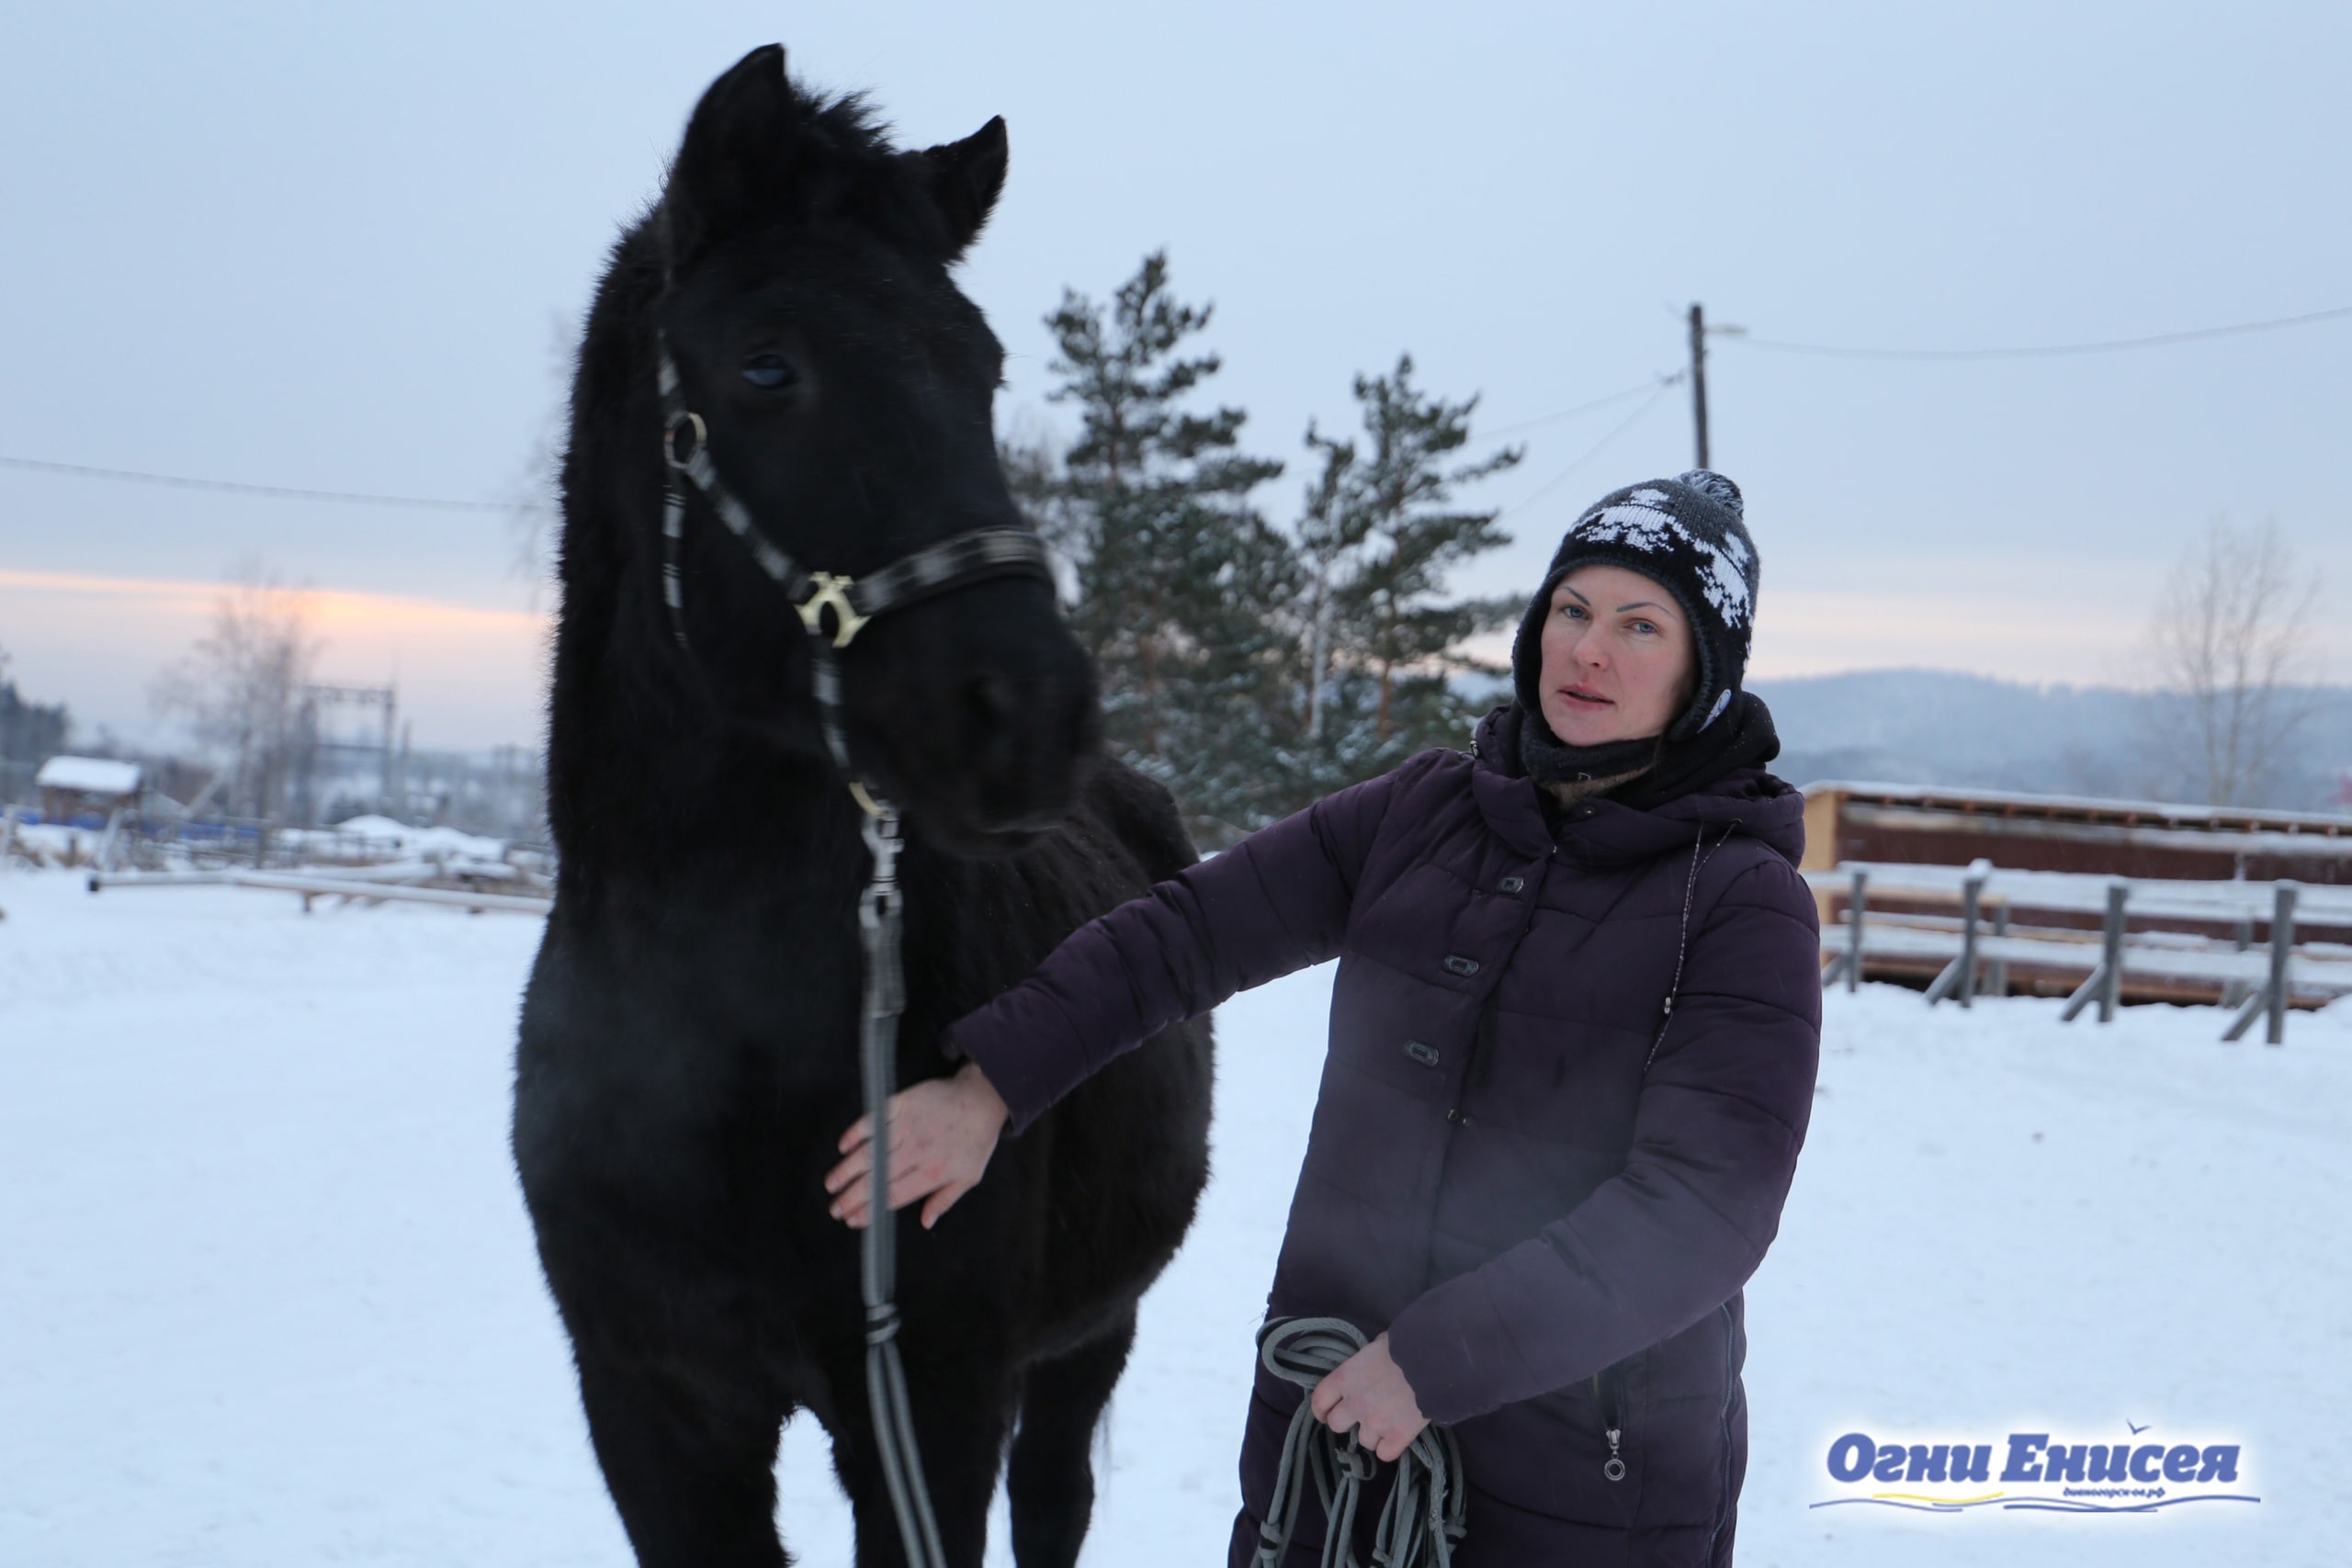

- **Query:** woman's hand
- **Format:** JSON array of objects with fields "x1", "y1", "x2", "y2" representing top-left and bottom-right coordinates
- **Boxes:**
[
  {"x1": 1310, "y1": 1333, "x2": 1430, "y2": 1462},
  {"x1": 825, "y1": 1062, "x2": 1010, "y2": 1231}
]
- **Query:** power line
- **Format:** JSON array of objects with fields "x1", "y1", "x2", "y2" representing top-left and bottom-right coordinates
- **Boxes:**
[
  {"x1": 4, "y1": 378, "x2": 1679, "y2": 522},
  {"x1": 1481, "y1": 378, "x2": 1664, "y2": 440},
  {"x1": 1724, "y1": 302, "x2": 2352, "y2": 361},
  {"x1": 27, "y1": 297, "x2": 2332, "y2": 525},
  {"x1": 0, "y1": 454, "x2": 546, "y2": 513},
  {"x1": 1500, "y1": 373, "x2": 1685, "y2": 521}
]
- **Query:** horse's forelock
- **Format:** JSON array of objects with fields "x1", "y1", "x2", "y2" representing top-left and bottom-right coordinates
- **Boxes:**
[{"x1": 666, "y1": 73, "x2": 960, "y2": 273}]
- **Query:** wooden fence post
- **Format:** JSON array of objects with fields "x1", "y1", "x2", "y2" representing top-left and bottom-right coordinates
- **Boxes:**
[
  {"x1": 2098, "y1": 880, "x2": 2128, "y2": 1023},
  {"x1": 1956, "y1": 861, "x2": 1987, "y2": 1010},
  {"x1": 2267, "y1": 882, "x2": 2299, "y2": 1047},
  {"x1": 1847, "y1": 867, "x2": 1867, "y2": 993},
  {"x1": 1986, "y1": 900, "x2": 2009, "y2": 998}
]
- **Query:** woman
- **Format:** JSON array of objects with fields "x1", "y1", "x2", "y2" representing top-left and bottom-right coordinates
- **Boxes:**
[{"x1": 827, "y1": 470, "x2": 1822, "y2": 1565}]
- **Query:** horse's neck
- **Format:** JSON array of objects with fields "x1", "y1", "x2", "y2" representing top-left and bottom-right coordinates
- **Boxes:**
[
  {"x1": 548, "y1": 323, "x2": 882, "y2": 921},
  {"x1": 549, "y1": 643, "x2": 865, "y2": 908}
]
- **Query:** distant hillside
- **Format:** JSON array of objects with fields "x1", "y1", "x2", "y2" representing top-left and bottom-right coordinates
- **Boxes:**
[{"x1": 1752, "y1": 669, "x2": 2352, "y2": 813}]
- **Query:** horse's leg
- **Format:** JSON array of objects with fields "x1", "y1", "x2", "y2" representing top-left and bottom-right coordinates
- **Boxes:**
[
  {"x1": 573, "y1": 1337, "x2": 791, "y2": 1568},
  {"x1": 1007, "y1": 1308, "x2": 1137, "y2": 1568},
  {"x1": 826, "y1": 1347, "x2": 1008, "y2": 1568}
]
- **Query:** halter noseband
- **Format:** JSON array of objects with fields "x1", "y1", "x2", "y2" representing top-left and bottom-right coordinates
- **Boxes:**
[{"x1": 653, "y1": 337, "x2": 1055, "y2": 807}]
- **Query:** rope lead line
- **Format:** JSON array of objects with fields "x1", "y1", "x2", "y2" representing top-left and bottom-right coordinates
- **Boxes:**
[
  {"x1": 653, "y1": 329, "x2": 982, "y2": 1568},
  {"x1": 1254, "y1": 1318, "x2": 1467, "y2": 1568},
  {"x1": 650, "y1": 327, "x2": 1062, "y2": 1568},
  {"x1": 858, "y1": 806, "x2": 950, "y2": 1568}
]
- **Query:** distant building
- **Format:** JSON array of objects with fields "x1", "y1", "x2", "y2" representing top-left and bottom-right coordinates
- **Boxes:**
[
  {"x1": 35, "y1": 755, "x2": 143, "y2": 827},
  {"x1": 1801, "y1": 781, "x2": 2352, "y2": 886}
]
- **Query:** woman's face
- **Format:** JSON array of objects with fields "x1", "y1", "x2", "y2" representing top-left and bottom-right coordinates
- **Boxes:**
[{"x1": 1535, "y1": 564, "x2": 1697, "y2": 747}]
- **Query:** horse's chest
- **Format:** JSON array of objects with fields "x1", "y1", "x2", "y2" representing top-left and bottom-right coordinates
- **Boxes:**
[{"x1": 519, "y1": 916, "x2": 873, "y2": 1193}]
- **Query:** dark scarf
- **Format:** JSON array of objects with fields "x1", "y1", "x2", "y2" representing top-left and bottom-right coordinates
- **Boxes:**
[{"x1": 1514, "y1": 689, "x2": 1781, "y2": 811}]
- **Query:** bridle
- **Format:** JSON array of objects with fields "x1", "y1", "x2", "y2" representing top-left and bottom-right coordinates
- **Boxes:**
[
  {"x1": 653, "y1": 330, "x2": 1051, "y2": 1568},
  {"x1": 654, "y1": 340, "x2": 1054, "y2": 807}
]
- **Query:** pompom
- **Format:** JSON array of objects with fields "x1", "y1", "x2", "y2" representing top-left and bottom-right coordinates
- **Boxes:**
[{"x1": 1676, "y1": 468, "x2": 1743, "y2": 520}]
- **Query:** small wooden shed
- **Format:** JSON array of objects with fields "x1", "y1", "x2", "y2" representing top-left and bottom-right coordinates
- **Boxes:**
[{"x1": 34, "y1": 755, "x2": 143, "y2": 826}]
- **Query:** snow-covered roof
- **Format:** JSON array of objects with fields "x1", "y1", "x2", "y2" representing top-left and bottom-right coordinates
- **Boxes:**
[{"x1": 34, "y1": 755, "x2": 141, "y2": 796}]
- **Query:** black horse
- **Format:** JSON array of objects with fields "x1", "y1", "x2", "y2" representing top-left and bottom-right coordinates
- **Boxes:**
[{"x1": 514, "y1": 46, "x2": 1213, "y2": 1568}]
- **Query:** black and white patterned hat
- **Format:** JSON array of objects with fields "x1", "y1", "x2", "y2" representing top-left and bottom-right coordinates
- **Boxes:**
[{"x1": 1510, "y1": 469, "x2": 1760, "y2": 740}]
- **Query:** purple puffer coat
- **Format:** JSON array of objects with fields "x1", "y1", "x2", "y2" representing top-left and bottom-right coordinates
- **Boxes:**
[{"x1": 949, "y1": 705, "x2": 1822, "y2": 1566}]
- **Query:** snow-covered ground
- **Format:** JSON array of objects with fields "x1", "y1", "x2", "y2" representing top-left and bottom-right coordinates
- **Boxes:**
[{"x1": 2, "y1": 866, "x2": 2345, "y2": 1566}]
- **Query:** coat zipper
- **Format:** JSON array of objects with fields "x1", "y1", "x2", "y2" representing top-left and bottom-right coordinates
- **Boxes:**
[
  {"x1": 1706, "y1": 1303, "x2": 1736, "y2": 1558},
  {"x1": 1447, "y1": 987, "x2": 1503, "y2": 1125},
  {"x1": 1591, "y1": 1364, "x2": 1628, "y2": 1482}
]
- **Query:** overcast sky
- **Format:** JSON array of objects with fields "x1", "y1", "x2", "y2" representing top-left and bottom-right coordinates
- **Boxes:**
[{"x1": 3, "y1": 2, "x2": 2347, "y2": 749}]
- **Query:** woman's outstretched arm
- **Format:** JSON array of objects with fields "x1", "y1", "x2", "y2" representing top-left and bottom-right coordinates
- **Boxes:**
[{"x1": 825, "y1": 751, "x2": 1440, "y2": 1228}]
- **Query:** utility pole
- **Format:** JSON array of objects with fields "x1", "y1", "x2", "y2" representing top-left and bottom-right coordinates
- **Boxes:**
[{"x1": 1688, "y1": 302, "x2": 1710, "y2": 469}]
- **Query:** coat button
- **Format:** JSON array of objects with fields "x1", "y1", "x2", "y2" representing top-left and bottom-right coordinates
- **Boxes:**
[
  {"x1": 1443, "y1": 955, "x2": 1480, "y2": 976},
  {"x1": 1498, "y1": 875, "x2": 1524, "y2": 894}
]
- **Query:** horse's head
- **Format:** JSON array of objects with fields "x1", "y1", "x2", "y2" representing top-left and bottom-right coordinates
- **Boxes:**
[{"x1": 649, "y1": 45, "x2": 1096, "y2": 854}]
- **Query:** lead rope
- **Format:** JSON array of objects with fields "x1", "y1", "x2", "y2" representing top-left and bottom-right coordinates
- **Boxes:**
[
  {"x1": 816, "y1": 637, "x2": 946, "y2": 1568},
  {"x1": 808, "y1": 630, "x2": 944, "y2": 1568},
  {"x1": 853, "y1": 800, "x2": 950, "y2": 1568},
  {"x1": 1253, "y1": 1319, "x2": 1467, "y2": 1568},
  {"x1": 656, "y1": 345, "x2": 956, "y2": 1568}
]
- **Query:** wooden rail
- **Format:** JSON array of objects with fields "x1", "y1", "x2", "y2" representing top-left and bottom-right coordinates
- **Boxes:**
[
  {"x1": 1804, "y1": 862, "x2": 2351, "y2": 1044},
  {"x1": 88, "y1": 868, "x2": 550, "y2": 917}
]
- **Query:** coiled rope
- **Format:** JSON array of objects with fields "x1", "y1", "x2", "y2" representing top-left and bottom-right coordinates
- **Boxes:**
[{"x1": 1252, "y1": 1318, "x2": 1467, "y2": 1568}]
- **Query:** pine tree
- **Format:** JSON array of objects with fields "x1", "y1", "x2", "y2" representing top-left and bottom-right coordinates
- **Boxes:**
[
  {"x1": 1028, "y1": 253, "x2": 1296, "y2": 843},
  {"x1": 0, "y1": 649, "x2": 71, "y2": 784},
  {"x1": 1288, "y1": 355, "x2": 1522, "y2": 797}
]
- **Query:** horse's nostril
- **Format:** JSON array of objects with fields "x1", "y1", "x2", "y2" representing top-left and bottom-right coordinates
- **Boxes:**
[
  {"x1": 959, "y1": 672, "x2": 1025, "y2": 774},
  {"x1": 961, "y1": 671, "x2": 1017, "y2": 732}
]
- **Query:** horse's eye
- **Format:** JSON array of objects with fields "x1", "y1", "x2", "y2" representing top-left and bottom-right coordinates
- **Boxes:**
[{"x1": 741, "y1": 354, "x2": 797, "y2": 390}]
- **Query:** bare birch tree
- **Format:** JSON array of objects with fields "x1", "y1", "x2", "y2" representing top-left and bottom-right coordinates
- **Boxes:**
[
  {"x1": 2140, "y1": 518, "x2": 2321, "y2": 807},
  {"x1": 152, "y1": 571, "x2": 322, "y2": 820}
]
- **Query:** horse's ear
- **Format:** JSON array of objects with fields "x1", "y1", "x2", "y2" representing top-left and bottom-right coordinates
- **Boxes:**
[
  {"x1": 666, "y1": 44, "x2": 807, "y2": 267},
  {"x1": 921, "y1": 117, "x2": 1008, "y2": 260}
]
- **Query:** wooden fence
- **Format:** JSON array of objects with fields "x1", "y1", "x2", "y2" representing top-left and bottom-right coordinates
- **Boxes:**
[
  {"x1": 86, "y1": 866, "x2": 550, "y2": 917},
  {"x1": 1809, "y1": 860, "x2": 2352, "y2": 1044}
]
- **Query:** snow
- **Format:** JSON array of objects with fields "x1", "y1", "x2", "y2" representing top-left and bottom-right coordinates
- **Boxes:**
[
  {"x1": 31, "y1": 755, "x2": 141, "y2": 796},
  {"x1": 318, "y1": 813, "x2": 511, "y2": 864},
  {"x1": 4, "y1": 822, "x2": 100, "y2": 866},
  {"x1": 2, "y1": 866, "x2": 2346, "y2": 1566}
]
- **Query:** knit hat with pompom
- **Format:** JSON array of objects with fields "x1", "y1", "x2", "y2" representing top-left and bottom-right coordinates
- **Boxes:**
[{"x1": 1510, "y1": 469, "x2": 1760, "y2": 742}]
